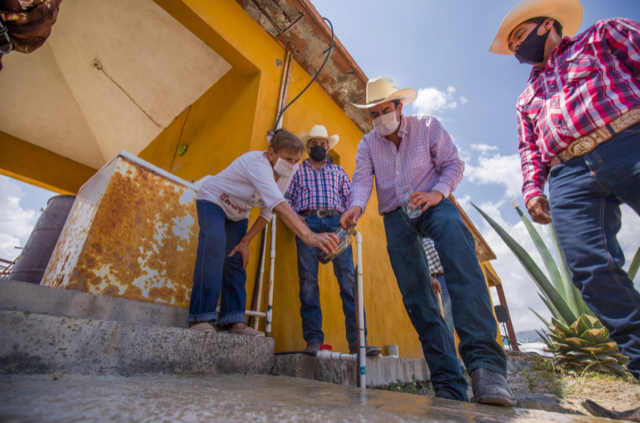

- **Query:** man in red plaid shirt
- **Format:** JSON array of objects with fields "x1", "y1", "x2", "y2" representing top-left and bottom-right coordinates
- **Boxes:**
[
  {"x1": 286, "y1": 124, "x2": 380, "y2": 357},
  {"x1": 491, "y1": 0, "x2": 640, "y2": 419}
]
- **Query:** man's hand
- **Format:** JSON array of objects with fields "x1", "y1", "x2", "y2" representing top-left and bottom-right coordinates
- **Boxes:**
[
  {"x1": 526, "y1": 195, "x2": 552, "y2": 224},
  {"x1": 305, "y1": 232, "x2": 339, "y2": 254},
  {"x1": 228, "y1": 241, "x2": 250, "y2": 268},
  {"x1": 297, "y1": 214, "x2": 308, "y2": 226},
  {"x1": 339, "y1": 206, "x2": 362, "y2": 229},
  {"x1": 409, "y1": 191, "x2": 444, "y2": 212},
  {"x1": 430, "y1": 275, "x2": 442, "y2": 294}
]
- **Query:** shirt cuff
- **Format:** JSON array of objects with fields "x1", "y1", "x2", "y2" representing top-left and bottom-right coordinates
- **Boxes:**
[
  {"x1": 348, "y1": 199, "x2": 367, "y2": 215},
  {"x1": 432, "y1": 183, "x2": 451, "y2": 200},
  {"x1": 523, "y1": 188, "x2": 546, "y2": 206}
]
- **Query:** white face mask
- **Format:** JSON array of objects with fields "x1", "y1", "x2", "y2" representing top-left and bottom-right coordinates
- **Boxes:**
[
  {"x1": 373, "y1": 111, "x2": 400, "y2": 136},
  {"x1": 273, "y1": 157, "x2": 298, "y2": 177}
]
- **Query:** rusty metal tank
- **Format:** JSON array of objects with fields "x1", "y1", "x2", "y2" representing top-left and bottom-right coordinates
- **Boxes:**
[
  {"x1": 41, "y1": 151, "x2": 199, "y2": 308},
  {"x1": 8, "y1": 195, "x2": 76, "y2": 284}
]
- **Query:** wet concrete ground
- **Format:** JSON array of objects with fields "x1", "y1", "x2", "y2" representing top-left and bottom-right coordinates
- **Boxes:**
[{"x1": 0, "y1": 374, "x2": 609, "y2": 422}]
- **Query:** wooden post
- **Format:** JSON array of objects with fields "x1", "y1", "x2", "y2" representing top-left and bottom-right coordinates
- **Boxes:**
[{"x1": 495, "y1": 283, "x2": 519, "y2": 352}]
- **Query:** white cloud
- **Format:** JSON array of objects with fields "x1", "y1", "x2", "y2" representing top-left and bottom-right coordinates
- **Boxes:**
[
  {"x1": 465, "y1": 151, "x2": 523, "y2": 198},
  {"x1": 460, "y1": 96, "x2": 468, "y2": 105},
  {"x1": 0, "y1": 176, "x2": 39, "y2": 261},
  {"x1": 412, "y1": 86, "x2": 466, "y2": 116}
]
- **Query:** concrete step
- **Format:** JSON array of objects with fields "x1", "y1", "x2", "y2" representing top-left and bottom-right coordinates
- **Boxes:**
[
  {"x1": 274, "y1": 353, "x2": 430, "y2": 388},
  {"x1": 0, "y1": 280, "x2": 187, "y2": 328},
  {"x1": 0, "y1": 309, "x2": 274, "y2": 376}
]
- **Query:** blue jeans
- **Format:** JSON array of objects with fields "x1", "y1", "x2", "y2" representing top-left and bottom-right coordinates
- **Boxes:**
[
  {"x1": 436, "y1": 275, "x2": 455, "y2": 336},
  {"x1": 296, "y1": 215, "x2": 366, "y2": 348},
  {"x1": 188, "y1": 200, "x2": 248, "y2": 327},
  {"x1": 549, "y1": 123, "x2": 640, "y2": 380},
  {"x1": 384, "y1": 199, "x2": 507, "y2": 400}
]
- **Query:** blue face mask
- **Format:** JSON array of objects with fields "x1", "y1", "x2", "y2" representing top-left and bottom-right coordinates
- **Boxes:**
[{"x1": 515, "y1": 22, "x2": 550, "y2": 65}]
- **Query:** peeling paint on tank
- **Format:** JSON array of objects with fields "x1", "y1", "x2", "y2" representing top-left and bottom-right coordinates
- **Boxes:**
[{"x1": 41, "y1": 153, "x2": 199, "y2": 309}]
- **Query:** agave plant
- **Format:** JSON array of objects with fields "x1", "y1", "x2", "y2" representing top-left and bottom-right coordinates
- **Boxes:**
[{"x1": 472, "y1": 201, "x2": 639, "y2": 376}]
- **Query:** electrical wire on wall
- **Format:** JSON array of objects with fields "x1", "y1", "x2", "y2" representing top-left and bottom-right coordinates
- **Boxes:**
[
  {"x1": 271, "y1": 17, "x2": 334, "y2": 133},
  {"x1": 250, "y1": 17, "x2": 335, "y2": 326}
]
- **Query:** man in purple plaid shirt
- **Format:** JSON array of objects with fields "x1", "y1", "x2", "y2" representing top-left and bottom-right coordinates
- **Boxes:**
[
  {"x1": 340, "y1": 77, "x2": 514, "y2": 405},
  {"x1": 286, "y1": 124, "x2": 380, "y2": 357}
]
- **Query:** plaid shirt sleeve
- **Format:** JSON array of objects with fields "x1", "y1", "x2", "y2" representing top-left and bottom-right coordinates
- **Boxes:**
[
  {"x1": 422, "y1": 238, "x2": 444, "y2": 275},
  {"x1": 517, "y1": 106, "x2": 548, "y2": 205},
  {"x1": 348, "y1": 138, "x2": 375, "y2": 213},
  {"x1": 339, "y1": 167, "x2": 351, "y2": 211},
  {"x1": 601, "y1": 18, "x2": 640, "y2": 79},
  {"x1": 285, "y1": 171, "x2": 301, "y2": 210},
  {"x1": 428, "y1": 117, "x2": 465, "y2": 198}
]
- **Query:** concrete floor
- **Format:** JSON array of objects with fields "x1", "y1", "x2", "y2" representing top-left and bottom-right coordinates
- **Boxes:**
[{"x1": 0, "y1": 374, "x2": 608, "y2": 422}]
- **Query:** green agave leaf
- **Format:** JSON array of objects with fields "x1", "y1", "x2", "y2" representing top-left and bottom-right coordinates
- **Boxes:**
[
  {"x1": 472, "y1": 203, "x2": 576, "y2": 325},
  {"x1": 514, "y1": 206, "x2": 567, "y2": 302},
  {"x1": 529, "y1": 307, "x2": 551, "y2": 328},
  {"x1": 539, "y1": 294, "x2": 562, "y2": 323},
  {"x1": 628, "y1": 246, "x2": 640, "y2": 280},
  {"x1": 548, "y1": 223, "x2": 584, "y2": 315},
  {"x1": 551, "y1": 318, "x2": 575, "y2": 336},
  {"x1": 566, "y1": 337, "x2": 587, "y2": 347}
]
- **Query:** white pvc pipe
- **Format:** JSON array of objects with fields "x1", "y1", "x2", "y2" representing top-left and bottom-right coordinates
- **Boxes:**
[
  {"x1": 252, "y1": 232, "x2": 268, "y2": 330},
  {"x1": 356, "y1": 231, "x2": 366, "y2": 391},
  {"x1": 265, "y1": 216, "x2": 277, "y2": 337},
  {"x1": 316, "y1": 351, "x2": 357, "y2": 361}
]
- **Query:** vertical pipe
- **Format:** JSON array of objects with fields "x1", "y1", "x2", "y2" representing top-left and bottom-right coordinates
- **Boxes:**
[
  {"x1": 265, "y1": 216, "x2": 277, "y2": 337},
  {"x1": 252, "y1": 233, "x2": 268, "y2": 330},
  {"x1": 252, "y1": 51, "x2": 292, "y2": 330},
  {"x1": 356, "y1": 231, "x2": 366, "y2": 391}
]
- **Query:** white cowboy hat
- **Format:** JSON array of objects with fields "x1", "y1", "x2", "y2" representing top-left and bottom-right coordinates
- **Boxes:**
[
  {"x1": 298, "y1": 125, "x2": 340, "y2": 149},
  {"x1": 489, "y1": 0, "x2": 583, "y2": 56},
  {"x1": 351, "y1": 76, "x2": 417, "y2": 109}
]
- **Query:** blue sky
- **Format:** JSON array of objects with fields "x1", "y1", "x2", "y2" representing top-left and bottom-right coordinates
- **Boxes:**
[{"x1": 2, "y1": 0, "x2": 639, "y2": 332}]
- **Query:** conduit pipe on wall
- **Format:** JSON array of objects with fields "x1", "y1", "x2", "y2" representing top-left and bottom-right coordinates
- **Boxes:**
[
  {"x1": 356, "y1": 231, "x2": 366, "y2": 392},
  {"x1": 265, "y1": 216, "x2": 277, "y2": 337},
  {"x1": 251, "y1": 50, "x2": 292, "y2": 331}
]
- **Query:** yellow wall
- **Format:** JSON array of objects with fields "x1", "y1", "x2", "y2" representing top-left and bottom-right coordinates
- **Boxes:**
[{"x1": 0, "y1": 130, "x2": 96, "y2": 194}]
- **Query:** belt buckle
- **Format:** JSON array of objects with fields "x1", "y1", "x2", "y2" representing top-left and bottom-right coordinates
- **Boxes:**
[{"x1": 316, "y1": 210, "x2": 327, "y2": 218}]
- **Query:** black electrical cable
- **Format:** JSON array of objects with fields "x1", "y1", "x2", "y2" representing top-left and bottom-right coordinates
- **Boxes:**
[
  {"x1": 251, "y1": 17, "x2": 335, "y2": 326},
  {"x1": 272, "y1": 17, "x2": 334, "y2": 132}
]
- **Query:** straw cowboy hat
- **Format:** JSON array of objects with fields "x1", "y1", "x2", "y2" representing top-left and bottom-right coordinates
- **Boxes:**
[
  {"x1": 351, "y1": 76, "x2": 417, "y2": 109},
  {"x1": 298, "y1": 125, "x2": 339, "y2": 149},
  {"x1": 489, "y1": 0, "x2": 583, "y2": 56}
]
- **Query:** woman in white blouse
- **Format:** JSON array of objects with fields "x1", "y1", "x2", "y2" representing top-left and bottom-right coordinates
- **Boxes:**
[{"x1": 189, "y1": 129, "x2": 338, "y2": 336}]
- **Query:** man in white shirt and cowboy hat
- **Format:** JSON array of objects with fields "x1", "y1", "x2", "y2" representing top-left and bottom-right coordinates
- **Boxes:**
[
  {"x1": 340, "y1": 76, "x2": 515, "y2": 405},
  {"x1": 490, "y1": 0, "x2": 640, "y2": 419},
  {"x1": 286, "y1": 125, "x2": 381, "y2": 357}
]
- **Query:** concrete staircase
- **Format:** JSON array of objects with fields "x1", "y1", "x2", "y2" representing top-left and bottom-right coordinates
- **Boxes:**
[{"x1": 0, "y1": 280, "x2": 428, "y2": 387}]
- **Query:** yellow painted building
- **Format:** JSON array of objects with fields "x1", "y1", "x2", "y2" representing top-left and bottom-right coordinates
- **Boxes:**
[{"x1": 0, "y1": 0, "x2": 515, "y2": 358}]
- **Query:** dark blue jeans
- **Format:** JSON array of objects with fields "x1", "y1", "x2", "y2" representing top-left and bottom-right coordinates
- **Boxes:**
[
  {"x1": 295, "y1": 215, "x2": 365, "y2": 348},
  {"x1": 384, "y1": 199, "x2": 506, "y2": 400},
  {"x1": 549, "y1": 123, "x2": 640, "y2": 380},
  {"x1": 188, "y1": 200, "x2": 248, "y2": 327}
]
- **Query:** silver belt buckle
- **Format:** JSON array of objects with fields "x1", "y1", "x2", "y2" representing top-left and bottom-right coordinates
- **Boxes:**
[{"x1": 316, "y1": 210, "x2": 328, "y2": 218}]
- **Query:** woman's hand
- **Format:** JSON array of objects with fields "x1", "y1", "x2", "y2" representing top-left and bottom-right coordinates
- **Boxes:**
[{"x1": 228, "y1": 241, "x2": 250, "y2": 268}]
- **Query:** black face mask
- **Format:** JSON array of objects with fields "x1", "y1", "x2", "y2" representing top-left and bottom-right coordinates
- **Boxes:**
[
  {"x1": 309, "y1": 146, "x2": 328, "y2": 162},
  {"x1": 514, "y1": 22, "x2": 550, "y2": 65}
]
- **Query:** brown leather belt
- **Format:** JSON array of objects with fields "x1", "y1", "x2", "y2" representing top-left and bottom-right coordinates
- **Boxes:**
[
  {"x1": 549, "y1": 109, "x2": 640, "y2": 169},
  {"x1": 299, "y1": 209, "x2": 342, "y2": 218}
]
